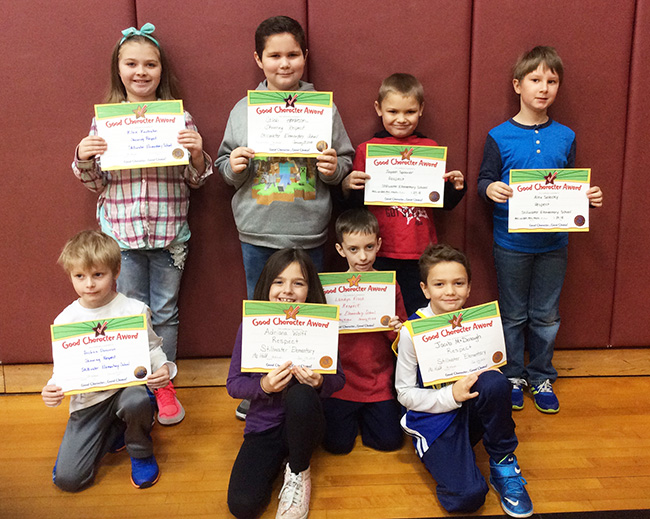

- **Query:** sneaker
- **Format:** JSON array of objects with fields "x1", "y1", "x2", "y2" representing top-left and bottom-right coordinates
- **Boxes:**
[
  {"x1": 509, "y1": 378, "x2": 527, "y2": 411},
  {"x1": 276, "y1": 463, "x2": 311, "y2": 519},
  {"x1": 130, "y1": 455, "x2": 160, "y2": 489},
  {"x1": 489, "y1": 454, "x2": 533, "y2": 518},
  {"x1": 154, "y1": 381, "x2": 185, "y2": 425},
  {"x1": 235, "y1": 399, "x2": 250, "y2": 421},
  {"x1": 530, "y1": 379, "x2": 560, "y2": 414}
]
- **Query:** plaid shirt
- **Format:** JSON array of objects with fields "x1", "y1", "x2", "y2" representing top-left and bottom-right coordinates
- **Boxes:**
[{"x1": 72, "y1": 111, "x2": 212, "y2": 249}]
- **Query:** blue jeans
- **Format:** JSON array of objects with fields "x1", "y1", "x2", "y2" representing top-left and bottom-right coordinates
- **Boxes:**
[
  {"x1": 117, "y1": 248, "x2": 185, "y2": 362},
  {"x1": 493, "y1": 243, "x2": 567, "y2": 385},
  {"x1": 240, "y1": 243, "x2": 324, "y2": 299}
]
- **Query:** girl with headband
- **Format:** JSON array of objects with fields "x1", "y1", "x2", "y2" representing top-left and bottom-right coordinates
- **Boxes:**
[{"x1": 72, "y1": 23, "x2": 212, "y2": 427}]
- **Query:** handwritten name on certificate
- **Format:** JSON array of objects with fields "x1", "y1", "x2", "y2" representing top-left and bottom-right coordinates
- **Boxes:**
[
  {"x1": 364, "y1": 144, "x2": 447, "y2": 207},
  {"x1": 508, "y1": 169, "x2": 591, "y2": 232},
  {"x1": 94, "y1": 100, "x2": 188, "y2": 170},
  {"x1": 51, "y1": 314, "x2": 152, "y2": 395},
  {"x1": 319, "y1": 271, "x2": 396, "y2": 333},
  {"x1": 406, "y1": 302, "x2": 506, "y2": 387},
  {"x1": 241, "y1": 301, "x2": 339, "y2": 374},
  {"x1": 247, "y1": 90, "x2": 333, "y2": 156}
]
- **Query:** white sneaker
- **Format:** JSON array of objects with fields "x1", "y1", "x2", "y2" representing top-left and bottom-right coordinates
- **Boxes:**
[{"x1": 276, "y1": 463, "x2": 311, "y2": 519}]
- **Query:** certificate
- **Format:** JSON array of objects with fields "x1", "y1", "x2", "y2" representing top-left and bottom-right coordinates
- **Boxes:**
[
  {"x1": 241, "y1": 301, "x2": 339, "y2": 374},
  {"x1": 364, "y1": 144, "x2": 447, "y2": 207},
  {"x1": 406, "y1": 302, "x2": 506, "y2": 387},
  {"x1": 319, "y1": 271, "x2": 396, "y2": 333},
  {"x1": 50, "y1": 314, "x2": 152, "y2": 395},
  {"x1": 247, "y1": 90, "x2": 333, "y2": 156},
  {"x1": 94, "y1": 100, "x2": 188, "y2": 170},
  {"x1": 508, "y1": 169, "x2": 591, "y2": 232}
]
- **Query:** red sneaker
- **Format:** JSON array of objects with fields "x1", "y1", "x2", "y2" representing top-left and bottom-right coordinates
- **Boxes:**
[{"x1": 154, "y1": 382, "x2": 185, "y2": 425}]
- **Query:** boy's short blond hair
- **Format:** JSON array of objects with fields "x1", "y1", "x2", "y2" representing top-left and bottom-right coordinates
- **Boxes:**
[
  {"x1": 513, "y1": 46, "x2": 564, "y2": 84},
  {"x1": 58, "y1": 230, "x2": 121, "y2": 276},
  {"x1": 335, "y1": 209, "x2": 380, "y2": 244},
  {"x1": 377, "y1": 73, "x2": 424, "y2": 106}
]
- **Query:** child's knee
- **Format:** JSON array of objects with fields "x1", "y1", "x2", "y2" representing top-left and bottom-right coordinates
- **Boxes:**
[
  {"x1": 477, "y1": 370, "x2": 511, "y2": 399},
  {"x1": 228, "y1": 489, "x2": 267, "y2": 519},
  {"x1": 437, "y1": 480, "x2": 487, "y2": 513},
  {"x1": 362, "y1": 428, "x2": 404, "y2": 452},
  {"x1": 323, "y1": 433, "x2": 355, "y2": 454},
  {"x1": 53, "y1": 461, "x2": 93, "y2": 492}
]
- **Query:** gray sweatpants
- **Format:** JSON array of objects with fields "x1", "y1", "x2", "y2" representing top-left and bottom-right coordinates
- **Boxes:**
[{"x1": 53, "y1": 385, "x2": 155, "y2": 492}]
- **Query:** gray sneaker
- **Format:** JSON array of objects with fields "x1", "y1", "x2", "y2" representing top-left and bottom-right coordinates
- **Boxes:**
[{"x1": 235, "y1": 399, "x2": 250, "y2": 421}]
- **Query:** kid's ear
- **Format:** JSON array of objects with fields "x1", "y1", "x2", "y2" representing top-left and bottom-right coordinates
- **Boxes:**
[
  {"x1": 374, "y1": 100, "x2": 382, "y2": 117},
  {"x1": 335, "y1": 243, "x2": 346, "y2": 258},
  {"x1": 376, "y1": 237, "x2": 382, "y2": 252},
  {"x1": 254, "y1": 51, "x2": 264, "y2": 70},
  {"x1": 420, "y1": 281, "x2": 430, "y2": 300},
  {"x1": 418, "y1": 101, "x2": 425, "y2": 116},
  {"x1": 114, "y1": 267, "x2": 121, "y2": 283},
  {"x1": 512, "y1": 78, "x2": 521, "y2": 94}
]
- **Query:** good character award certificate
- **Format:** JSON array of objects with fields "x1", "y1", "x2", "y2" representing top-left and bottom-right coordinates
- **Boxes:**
[
  {"x1": 241, "y1": 301, "x2": 339, "y2": 374},
  {"x1": 50, "y1": 314, "x2": 152, "y2": 395},
  {"x1": 247, "y1": 90, "x2": 333, "y2": 156},
  {"x1": 406, "y1": 302, "x2": 506, "y2": 387},
  {"x1": 319, "y1": 271, "x2": 396, "y2": 333},
  {"x1": 364, "y1": 144, "x2": 447, "y2": 207},
  {"x1": 94, "y1": 100, "x2": 188, "y2": 170},
  {"x1": 508, "y1": 169, "x2": 591, "y2": 232}
]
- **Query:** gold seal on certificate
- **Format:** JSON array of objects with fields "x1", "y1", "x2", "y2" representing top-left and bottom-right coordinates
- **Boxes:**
[
  {"x1": 405, "y1": 301, "x2": 506, "y2": 387},
  {"x1": 241, "y1": 301, "x2": 339, "y2": 374},
  {"x1": 319, "y1": 271, "x2": 396, "y2": 333},
  {"x1": 50, "y1": 314, "x2": 152, "y2": 395},
  {"x1": 508, "y1": 168, "x2": 591, "y2": 232}
]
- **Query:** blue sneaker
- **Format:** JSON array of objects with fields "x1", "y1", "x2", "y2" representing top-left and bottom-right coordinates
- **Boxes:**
[
  {"x1": 489, "y1": 454, "x2": 533, "y2": 518},
  {"x1": 130, "y1": 455, "x2": 160, "y2": 489},
  {"x1": 509, "y1": 378, "x2": 526, "y2": 411},
  {"x1": 530, "y1": 379, "x2": 560, "y2": 414}
]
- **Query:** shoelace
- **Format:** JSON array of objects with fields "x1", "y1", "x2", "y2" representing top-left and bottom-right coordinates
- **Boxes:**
[
  {"x1": 155, "y1": 385, "x2": 177, "y2": 407},
  {"x1": 535, "y1": 379, "x2": 553, "y2": 393},
  {"x1": 510, "y1": 377, "x2": 527, "y2": 389},
  {"x1": 278, "y1": 471, "x2": 303, "y2": 513}
]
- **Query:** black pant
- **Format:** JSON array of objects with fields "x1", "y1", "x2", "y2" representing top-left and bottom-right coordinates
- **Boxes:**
[{"x1": 227, "y1": 384, "x2": 325, "y2": 519}]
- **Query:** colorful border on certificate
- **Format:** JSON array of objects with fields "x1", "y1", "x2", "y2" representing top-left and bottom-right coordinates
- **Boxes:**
[
  {"x1": 94, "y1": 100, "x2": 184, "y2": 120},
  {"x1": 51, "y1": 314, "x2": 147, "y2": 342},
  {"x1": 366, "y1": 143, "x2": 447, "y2": 161},
  {"x1": 406, "y1": 301, "x2": 500, "y2": 336},
  {"x1": 242, "y1": 300, "x2": 339, "y2": 320},
  {"x1": 247, "y1": 90, "x2": 333, "y2": 108}
]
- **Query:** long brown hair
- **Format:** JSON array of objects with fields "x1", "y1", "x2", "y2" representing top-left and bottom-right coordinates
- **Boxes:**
[{"x1": 105, "y1": 35, "x2": 180, "y2": 103}]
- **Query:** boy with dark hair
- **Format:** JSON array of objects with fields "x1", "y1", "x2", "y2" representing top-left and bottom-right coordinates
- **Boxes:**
[
  {"x1": 396, "y1": 243, "x2": 532, "y2": 518},
  {"x1": 342, "y1": 73, "x2": 466, "y2": 316},
  {"x1": 322, "y1": 209, "x2": 407, "y2": 454},
  {"x1": 478, "y1": 46, "x2": 603, "y2": 413}
]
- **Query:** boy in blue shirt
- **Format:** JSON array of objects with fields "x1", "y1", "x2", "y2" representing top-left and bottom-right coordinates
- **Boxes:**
[{"x1": 477, "y1": 46, "x2": 603, "y2": 413}]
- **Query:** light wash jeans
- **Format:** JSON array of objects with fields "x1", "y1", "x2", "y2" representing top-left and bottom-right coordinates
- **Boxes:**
[
  {"x1": 493, "y1": 243, "x2": 567, "y2": 385},
  {"x1": 117, "y1": 247, "x2": 185, "y2": 362}
]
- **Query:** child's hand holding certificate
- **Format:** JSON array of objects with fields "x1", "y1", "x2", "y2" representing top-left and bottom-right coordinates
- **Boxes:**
[{"x1": 406, "y1": 302, "x2": 506, "y2": 387}]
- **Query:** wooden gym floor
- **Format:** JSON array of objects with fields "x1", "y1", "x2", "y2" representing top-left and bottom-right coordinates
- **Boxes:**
[{"x1": 1, "y1": 349, "x2": 650, "y2": 518}]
